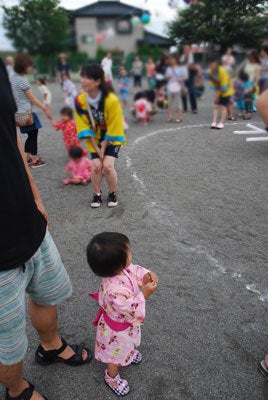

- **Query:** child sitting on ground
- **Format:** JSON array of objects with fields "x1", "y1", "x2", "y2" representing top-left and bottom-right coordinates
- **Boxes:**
[
  {"x1": 36, "y1": 77, "x2": 52, "y2": 112},
  {"x1": 51, "y1": 106, "x2": 86, "y2": 155},
  {"x1": 63, "y1": 146, "x2": 91, "y2": 185},
  {"x1": 87, "y1": 232, "x2": 158, "y2": 397},
  {"x1": 134, "y1": 92, "x2": 152, "y2": 126}
]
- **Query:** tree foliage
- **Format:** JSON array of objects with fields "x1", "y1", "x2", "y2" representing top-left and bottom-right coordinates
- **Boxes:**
[
  {"x1": 2, "y1": 0, "x2": 70, "y2": 56},
  {"x1": 168, "y1": 0, "x2": 268, "y2": 50}
]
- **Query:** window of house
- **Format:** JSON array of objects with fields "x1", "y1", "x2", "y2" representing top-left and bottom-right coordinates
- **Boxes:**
[{"x1": 116, "y1": 19, "x2": 132, "y2": 34}]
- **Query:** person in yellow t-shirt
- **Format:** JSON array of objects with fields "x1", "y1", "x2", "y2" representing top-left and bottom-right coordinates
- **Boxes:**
[
  {"x1": 208, "y1": 56, "x2": 234, "y2": 130},
  {"x1": 74, "y1": 64, "x2": 126, "y2": 208}
]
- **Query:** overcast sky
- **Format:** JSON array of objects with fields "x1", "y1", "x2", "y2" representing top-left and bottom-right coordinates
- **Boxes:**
[{"x1": 0, "y1": 0, "x2": 185, "y2": 51}]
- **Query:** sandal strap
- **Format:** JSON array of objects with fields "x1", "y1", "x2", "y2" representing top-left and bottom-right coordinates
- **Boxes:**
[
  {"x1": 6, "y1": 382, "x2": 34, "y2": 400},
  {"x1": 37, "y1": 337, "x2": 68, "y2": 362}
]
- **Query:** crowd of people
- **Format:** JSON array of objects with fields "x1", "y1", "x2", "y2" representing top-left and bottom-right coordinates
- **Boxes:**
[{"x1": 1, "y1": 45, "x2": 268, "y2": 399}]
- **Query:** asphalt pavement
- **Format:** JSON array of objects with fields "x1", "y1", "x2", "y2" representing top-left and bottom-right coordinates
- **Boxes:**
[{"x1": 1, "y1": 82, "x2": 267, "y2": 400}]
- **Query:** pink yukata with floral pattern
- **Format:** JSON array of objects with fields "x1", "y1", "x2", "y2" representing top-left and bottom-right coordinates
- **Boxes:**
[{"x1": 95, "y1": 263, "x2": 149, "y2": 366}]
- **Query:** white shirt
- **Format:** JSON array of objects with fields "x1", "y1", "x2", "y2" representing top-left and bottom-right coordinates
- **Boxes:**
[
  {"x1": 101, "y1": 57, "x2": 113, "y2": 76},
  {"x1": 87, "y1": 90, "x2": 102, "y2": 110},
  {"x1": 180, "y1": 53, "x2": 194, "y2": 65},
  {"x1": 222, "y1": 54, "x2": 236, "y2": 72},
  {"x1": 63, "y1": 79, "x2": 77, "y2": 98},
  {"x1": 6, "y1": 64, "x2": 15, "y2": 81},
  {"x1": 38, "y1": 85, "x2": 52, "y2": 105}
]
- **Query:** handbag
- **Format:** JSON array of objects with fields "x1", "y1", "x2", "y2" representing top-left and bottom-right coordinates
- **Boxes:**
[
  {"x1": 15, "y1": 112, "x2": 33, "y2": 127},
  {"x1": 169, "y1": 81, "x2": 181, "y2": 94},
  {"x1": 181, "y1": 85, "x2": 189, "y2": 96}
]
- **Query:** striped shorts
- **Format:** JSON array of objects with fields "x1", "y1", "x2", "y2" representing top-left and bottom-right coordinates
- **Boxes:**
[{"x1": 0, "y1": 230, "x2": 72, "y2": 365}]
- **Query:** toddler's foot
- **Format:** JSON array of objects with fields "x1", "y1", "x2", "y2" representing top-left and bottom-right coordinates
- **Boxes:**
[
  {"x1": 104, "y1": 369, "x2": 130, "y2": 396},
  {"x1": 63, "y1": 178, "x2": 71, "y2": 185},
  {"x1": 131, "y1": 350, "x2": 142, "y2": 365}
]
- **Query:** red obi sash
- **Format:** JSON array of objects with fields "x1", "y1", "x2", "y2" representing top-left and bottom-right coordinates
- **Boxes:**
[{"x1": 89, "y1": 292, "x2": 131, "y2": 332}]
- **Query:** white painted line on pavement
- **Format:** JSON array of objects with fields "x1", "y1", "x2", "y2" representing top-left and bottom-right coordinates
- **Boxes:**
[{"x1": 125, "y1": 122, "x2": 268, "y2": 303}]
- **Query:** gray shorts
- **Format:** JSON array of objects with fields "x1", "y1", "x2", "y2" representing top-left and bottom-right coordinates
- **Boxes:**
[
  {"x1": 0, "y1": 230, "x2": 72, "y2": 365},
  {"x1": 168, "y1": 92, "x2": 182, "y2": 110}
]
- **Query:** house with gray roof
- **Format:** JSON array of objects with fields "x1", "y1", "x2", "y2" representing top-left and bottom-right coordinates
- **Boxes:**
[{"x1": 70, "y1": 0, "x2": 174, "y2": 56}]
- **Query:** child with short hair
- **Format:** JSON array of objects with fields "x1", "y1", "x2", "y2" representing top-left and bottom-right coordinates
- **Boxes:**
[
  {"x1": 62, "y1": 72, "x2": 78, "y2": 108},
  {"x1": 118, "y1": 68, "x2": 130, "y2": 108},
  {"x1": 63, "y1": 146, "x2": 91, "y2": 185},
  {"x1": 87, "y1": 232, "x2": 158, "y2": 396},
  {"x1": 239, "y1": 70, "x2": 254, "y2": 120},
  {"x1": 51, "y1": 106, "x2": 86, "y2": 155},
  {"x1": 208, "y1": 57, "x2": 234, "y2": 129},
  {"x1": 36, "y1": 77, "x2": 52, "y2": 112}
]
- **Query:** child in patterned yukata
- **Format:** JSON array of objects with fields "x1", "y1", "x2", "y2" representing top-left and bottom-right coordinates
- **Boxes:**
[
  {"x1": 63, "y1": 146, "x2": 91, "y2": 185},
  {"x1": 51, "y1": 106, "x2": 86, "y2": 155},
  {"x1": 87, "y1": 232, "x2": 158, "y2": 396}
]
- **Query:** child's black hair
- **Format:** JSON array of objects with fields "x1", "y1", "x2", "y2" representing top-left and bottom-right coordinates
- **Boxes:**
[
  {"x1": 80, "y1": 64, "x2": 113, "y2": 97},
  {"x1": 238, "y1": 70, "x2": 249, "y2": 82},
  {"x1": 87, "y1": 232, "x2": 130, "y2": 277},
  {"x1": 207, "y1": 55, "x2": 220, "y2": 64},
  {"x1": 60, "y1": 106, "x2": 73, "y2": 119},
  {"x1": 69, "y1": 146, "x2": 83, "y2": 159},
  {"x1": 37, "y1": 77, "x2": 46, "y2": 85},
  {"x1": 261, "y1": 46, "x2": 268, "y2": 55}
]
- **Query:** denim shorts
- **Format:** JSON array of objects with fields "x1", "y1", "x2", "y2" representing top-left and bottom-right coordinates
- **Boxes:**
[
  {"x1": 0, "y1": 230, "x2": 72, "y2": 365},
  {"x1": 91, "y1": 144, "x2": 121, "y2": 160}
]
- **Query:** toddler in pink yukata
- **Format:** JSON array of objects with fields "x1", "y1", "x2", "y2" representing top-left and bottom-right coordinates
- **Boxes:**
[
  {"x1": 63, "y1": 146, "x2": 91, "y2": 185},
  {"x1": 87, "y1": 232, "x2": 158, "y2": 396}
]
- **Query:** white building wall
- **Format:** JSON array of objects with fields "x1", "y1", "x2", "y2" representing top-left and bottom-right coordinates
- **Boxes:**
[{"x1": 75, "y1": 17, "x2": 144, "y2": 56}]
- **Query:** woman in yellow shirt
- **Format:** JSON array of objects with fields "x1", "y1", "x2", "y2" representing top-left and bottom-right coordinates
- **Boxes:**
[{"x1": 74, "y1": 64, "x2": 126, "y2": 208}]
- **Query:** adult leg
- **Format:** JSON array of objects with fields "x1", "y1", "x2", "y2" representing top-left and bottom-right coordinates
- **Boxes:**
[
  {"x1": 0, "y1": 362, "x2": 45, "y2": 399},
  {"x1": 25, "y1": 130, "x2": 38, "y2": 163},
  {"x1": 91, "y1": 158, "x2": 103, "y2": 195},
  {"x1": 167, "y1": 93, "x2": 173, "y2": 121},
  {"x1": 29, "y1": 129, "x2": 38, "y2": 162},
  {"x1": 212, "y1": 104, "x2": 220, "y2": 123},
  {"x1": 256, "y1": 89, "x2": 268, "y2": 126},
  {"x1": 103, "y1": 156, "x2": 117, "y2": 194},
  {"x1": 175, "y1": 93, "x2": 183, "y2": 121},
  {"x1": 220, "y1": 105, "x2": 227, "y2": 123},
  {"x1": 188, "y1": 78, "x2": 198, "y2": 112},
  {"x1": 181, "y1": 94, "x2": 188, "y2": 112}
]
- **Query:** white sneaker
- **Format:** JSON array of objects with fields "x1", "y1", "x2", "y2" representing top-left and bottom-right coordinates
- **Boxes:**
[
  {"x1": 211, "y1": 122, "x2": 217, "y2": 129},
  {"x1": 216, "y1": 122, "x2": 224, "y2": 129},
  {"x1": 107, "y1": 192, "x2": 118, "y2": 207},
  {"x1": 90, "y1": 193, "x2": 102, "y2": 208}
]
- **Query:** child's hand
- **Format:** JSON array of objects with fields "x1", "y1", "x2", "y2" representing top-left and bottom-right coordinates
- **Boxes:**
[
  {"x1": 143, "y1": 272, "x2": 158, "y2": 285},
  {"x1": 142, "y1": 280, "x2": 158, "y2": 299}
]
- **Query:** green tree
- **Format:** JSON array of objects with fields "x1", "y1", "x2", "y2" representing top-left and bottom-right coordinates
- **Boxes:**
[
  {"x1": 2, "y1": 0, "x2": 70, "y2": 57},
  {"x1": 168, "y1": 0, "x2": 268, "y2": 51}
]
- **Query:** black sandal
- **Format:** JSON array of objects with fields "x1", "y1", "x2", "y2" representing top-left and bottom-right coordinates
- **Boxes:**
[
  {"x1": 258, "y1": 360, "x2": 268, "y2": 380},
  {"x1": 35, "y1": 337, "x2": 92, "y2": 366},
  {"x1": 6, "y1": 381, "x2": 48, "y2": 400}
]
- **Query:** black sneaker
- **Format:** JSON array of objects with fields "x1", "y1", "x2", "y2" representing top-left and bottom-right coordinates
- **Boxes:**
[
  {"x1": 107, "y1": 192, "x2": 118, "y2": 207},
  {"x1": 90, "y1": 193, "x2": 102, "y2": 208}
]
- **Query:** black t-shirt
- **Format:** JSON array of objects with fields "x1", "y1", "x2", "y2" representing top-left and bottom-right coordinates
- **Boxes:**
[
  {"x1": 0, "y1": 58, "x2": 47, "y2": 271},
  {"x1": 57, "y1": 61, "x2": 70, "y2": 76}
]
